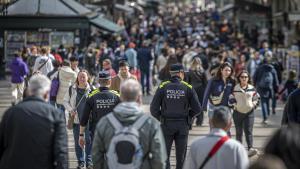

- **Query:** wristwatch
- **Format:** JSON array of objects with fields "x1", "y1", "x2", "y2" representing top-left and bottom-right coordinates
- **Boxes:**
[{"x1": 79, "y1": 133, "x2": 84, "y2": 137}]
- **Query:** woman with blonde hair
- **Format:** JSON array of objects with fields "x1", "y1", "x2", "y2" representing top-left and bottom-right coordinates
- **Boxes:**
[{"x1": 185, "y1": 57, "x2": 207, "y2": 126}]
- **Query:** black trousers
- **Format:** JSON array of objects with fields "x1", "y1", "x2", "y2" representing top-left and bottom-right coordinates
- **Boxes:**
[
  {"x1": 161, "y1": 120, "x2": 189, "y2": 169},
  {"x1": 233, "y1": 110, "x2": 255, "y2": 150}
]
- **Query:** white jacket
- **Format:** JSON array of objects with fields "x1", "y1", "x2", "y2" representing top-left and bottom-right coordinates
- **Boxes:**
[
  {"x1": 63, "y1": 84, "x2": 91, "y2": 123},
  {"x1": 33, "y1": 55, "x2": 53, "y2": 76},
  {"x1": 56, "y1": 66, "x2": 77, "y2": 104},
  {"x1": 230, "y1": 84, "x2": 260, "y2": 113}
]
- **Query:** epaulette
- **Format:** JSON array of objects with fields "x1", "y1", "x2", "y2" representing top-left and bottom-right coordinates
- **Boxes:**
[
  {"x1": 181, "y1": 81, "x2": 192, "y2": 89},
  {"x1": 159, "y1": 81, "x2": 171, "y2": 88},
  {"x1": 88, "y1": 89, "x2": 100, "y2": 97},
  {"x1": 109, "y1": 90, "x2": 120, "y2": 97}
]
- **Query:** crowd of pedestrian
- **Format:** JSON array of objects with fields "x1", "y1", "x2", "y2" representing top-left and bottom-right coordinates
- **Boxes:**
[{"x1": 0, "y1": 2, "x2": 300, "y2": 169}]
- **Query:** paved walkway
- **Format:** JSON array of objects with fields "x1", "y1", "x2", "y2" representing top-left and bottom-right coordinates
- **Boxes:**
[{"x1": 0, "y1": 80, "x2": 284, "y2": 168}]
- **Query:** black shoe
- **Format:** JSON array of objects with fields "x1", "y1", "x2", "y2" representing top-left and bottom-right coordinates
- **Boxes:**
[
  {"x1": 272, "y1": 109, "x2": 276, "y2": 115},
  {"x1": 77, "y1": 162, "x2": 85, "y2": 169},
  {"x1": 196, "y1": 122, "x2": 203, "y2": 126},
  {"x1": 86, "y1": 164, "x2": 93, "y2": 169}
]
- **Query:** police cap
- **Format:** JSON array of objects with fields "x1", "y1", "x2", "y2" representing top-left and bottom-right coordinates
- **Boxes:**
[
  {"x1": 98, "y1": 71, "x2": 111, "y2": 79},
  {"x1": 169, "y1": 63, "x2": 184, "y2": 73}
]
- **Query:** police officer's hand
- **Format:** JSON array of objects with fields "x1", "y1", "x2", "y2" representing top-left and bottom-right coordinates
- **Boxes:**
[{"x1": 79, "y1": 136, "x2": 85, "y2": 149}]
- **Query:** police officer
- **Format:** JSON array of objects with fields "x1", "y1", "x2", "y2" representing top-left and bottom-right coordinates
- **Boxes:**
[
  {"x1": 150, "y1": 63, "x2": 202, "y2": 169},
  {"x1": 79, "y1": 71, "x2": 121, "y2": 147}
]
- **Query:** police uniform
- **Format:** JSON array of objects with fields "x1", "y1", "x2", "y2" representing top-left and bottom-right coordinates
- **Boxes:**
[
  {"x1": 80, "y1": 71, "x2": 121, "y2": 137},
  {"x1": 150, "y1": 64, "x2": 202, "y2": 169}
]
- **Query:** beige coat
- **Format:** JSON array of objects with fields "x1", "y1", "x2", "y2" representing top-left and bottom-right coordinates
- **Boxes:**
[
  {"x1": 230, "y1": 84, "x2": 260, "y2": 113},
  {"x1": 110, "y1": 74, "x2": 137, "y2": 92},
  {"x1": 56, "y1": 66, "x2": 77, "y2": 105}
]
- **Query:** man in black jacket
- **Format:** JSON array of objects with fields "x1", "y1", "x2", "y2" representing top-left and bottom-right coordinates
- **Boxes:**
[
  {"x1": 0, "y1": 74, "x2": 68, "y2": 169},
  {"x1": 282, "y1": 86, "x2": 300, "y2": 125}
]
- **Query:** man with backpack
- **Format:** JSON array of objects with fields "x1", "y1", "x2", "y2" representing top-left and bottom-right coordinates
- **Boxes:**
[
  {"x1": 253, "y1": 56, "x2": 279, "y2": 124},
  {"x1": 92, "y1": 79, "x2": 167, "y2": 169}
]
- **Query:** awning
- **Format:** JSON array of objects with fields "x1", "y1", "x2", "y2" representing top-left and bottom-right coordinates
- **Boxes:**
[
  {"x1": 220, "y1": 4, "x2": 234, "y2": 13},
  {"x1": 89, "y1": 15, "x2": 124, "y2": 33},
  {"x1": 115, "y1": 4, "x2": 134, "y2": 13}
]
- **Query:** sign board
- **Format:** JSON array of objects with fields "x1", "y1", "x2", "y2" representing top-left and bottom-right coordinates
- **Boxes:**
[
  {"x1": 286, "y1": 49, "x2": 300, "y2": 78},
  {"x1": 288, "y1": 13, "x2": 300, "y2": 21}
]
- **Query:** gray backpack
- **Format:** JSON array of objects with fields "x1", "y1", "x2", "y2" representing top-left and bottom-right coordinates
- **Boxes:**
[{"x1": 106, "y1": 113, "x2": 149, "y2": 169}]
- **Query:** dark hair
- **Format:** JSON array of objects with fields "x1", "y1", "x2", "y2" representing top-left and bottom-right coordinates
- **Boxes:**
[
  {"x1": 264, "y1": 124, "x2": 300, "y2": 169},
  {"x1": 52, "y1": 60, "x2": 61, "y2": 68},
  {"x1": 215, "y1": 62, "x2": 234, "y2": 81},
  {"x1": 62, "y1": 60, "x2": 71, "y2": 67},
  {"x1": 69, "y1": 56, "x2": 79, "y2": 62},
  {"x1": 76, "y1": 69, "x2": 91, "y2": 85},
  {"x1": 288, "y1": 70, "x2": 297, "y2": 80},
  {"x1": 40, "y1": 47, "x2": 48, "y2": 55},
  {"x1": 236, "y1": 70, "x2": 252, "y2": 84},
  {"x1": 119, "y1": 60, "x2": 129, "y2": 67}
]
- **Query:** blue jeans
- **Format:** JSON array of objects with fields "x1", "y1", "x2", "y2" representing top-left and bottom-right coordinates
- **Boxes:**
[
  {"x1": 272, "y1": 94, "x2": 277, "y2": 111},
  {"x1": 49, "y1": 100, "x2": 57, "y2": 108},
  {"x1": 261, "y1": 97, "x2": 270, "y2": 121},
  {"x1": 73, "y1": 124, "x2": 92, "y2": 165},
  {"x1": 56, "y1": 104, "x2": 66, "y2": 123},
  {"x1": 141, "y1": 70, "x2": 150, "y2": 94}
]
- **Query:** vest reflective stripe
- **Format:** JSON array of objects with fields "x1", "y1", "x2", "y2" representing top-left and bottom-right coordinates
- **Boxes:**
[
  {"x1": 181, "y1": 81, "x2": 192, "y2": 89},
  {"x1": 159, "y1": 81, "x2": 171, "y2": 88}
]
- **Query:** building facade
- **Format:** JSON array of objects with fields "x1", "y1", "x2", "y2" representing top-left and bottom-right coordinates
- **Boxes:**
[{"x1": 272, "y1": 0, "x2": 300, "y2": 46}]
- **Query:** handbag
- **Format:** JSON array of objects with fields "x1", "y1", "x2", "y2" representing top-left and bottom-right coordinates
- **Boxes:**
[
  {"x1": 210, "y1": 84, "x2": 227, "y2": 105},
  {"x1": 67, "y1": 88, "x2": 88, "y2": 130},
  {"x1": 198, "y1": 136, "x2": 229, "y2": 169}
]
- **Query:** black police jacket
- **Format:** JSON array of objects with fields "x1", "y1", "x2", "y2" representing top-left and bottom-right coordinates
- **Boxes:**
[
  {"x1": 80, "y1": 87, "x2": 121, "y2": 133},
  {"x1": 0, "y1": 96, "x2": 68, "y2": 169},
  {"x1": 150, "y1": 76, "x2": 202, "y2": 120}
]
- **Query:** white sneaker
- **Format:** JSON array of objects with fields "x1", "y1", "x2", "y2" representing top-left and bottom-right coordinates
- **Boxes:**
[
  {"x1": 248, "y1": 148, "x2": 258, "y2": 157},
  {"x1": 262, "y1": 120, "x2": 268, "y2": 125}
]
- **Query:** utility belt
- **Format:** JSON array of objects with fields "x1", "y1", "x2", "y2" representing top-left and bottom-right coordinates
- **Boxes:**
[{"x1": 160, "y1": 116, "x2": 192, "y2": 127}]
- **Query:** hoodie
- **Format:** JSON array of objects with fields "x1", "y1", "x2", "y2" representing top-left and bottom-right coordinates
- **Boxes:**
[
  {"x1": 9, "y1": 57, "x2": 29, "y2": 83},
  {"x1": 92, "y1": 102, "x2": 167, "y2": 169}
]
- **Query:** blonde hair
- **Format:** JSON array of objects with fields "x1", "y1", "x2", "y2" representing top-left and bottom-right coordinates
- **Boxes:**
[{"x1": 190, "y1": 57, "x2": 203, "y2": 71}]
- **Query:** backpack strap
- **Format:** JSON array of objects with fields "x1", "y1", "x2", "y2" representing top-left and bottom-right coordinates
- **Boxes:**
[
  {"x1": 132, "y1": 114, "x2": 148, "y2": 130},
  {"x1": 107, "y1": 113, "x2": 123, "y2": 131}
]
